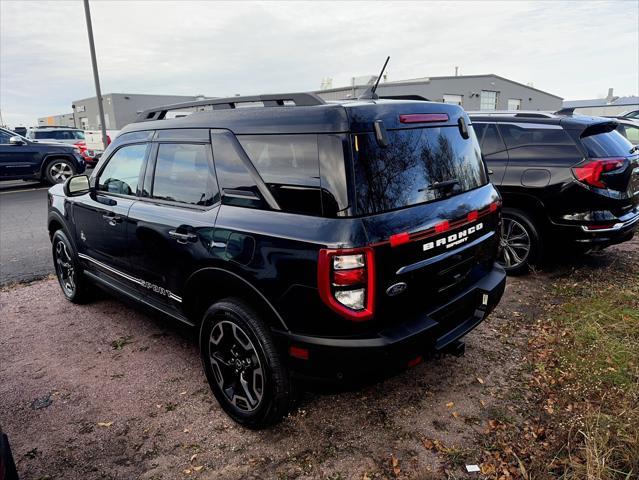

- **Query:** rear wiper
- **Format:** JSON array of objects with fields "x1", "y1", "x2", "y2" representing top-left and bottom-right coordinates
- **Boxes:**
[{"x1": 420, "y1": 179, "x2": 460, "y2": 192}]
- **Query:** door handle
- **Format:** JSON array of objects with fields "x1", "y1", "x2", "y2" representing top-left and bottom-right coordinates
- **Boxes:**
[
  {"x1": 102, "y1": 212, "x2": 122, "y2": 226},
  {"x1": 169, "y1": 229, "x2": 198, "y2": 244}
]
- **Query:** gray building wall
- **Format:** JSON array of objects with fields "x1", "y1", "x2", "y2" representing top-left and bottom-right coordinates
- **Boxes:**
[
  {"x1": 317, "y1": 74, "x2": 562, "y2": 111},
  {"x1": 37, "y1": 112, "x2": 76, "y2": 127},
  {"x1": 70, "y1": 93, "x2": 203, "y2": 130}
]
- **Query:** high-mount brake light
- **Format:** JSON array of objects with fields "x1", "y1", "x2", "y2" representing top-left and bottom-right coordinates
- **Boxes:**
[
  {"x1": 572, "y1": 158, "x2": 626, "y2": 189},
  {"x1": 318, "y1": 248, "x2": 375, "y2": 322},
  {"x1": 399, "y1": 113, "x2": 449, "y2": 124}
]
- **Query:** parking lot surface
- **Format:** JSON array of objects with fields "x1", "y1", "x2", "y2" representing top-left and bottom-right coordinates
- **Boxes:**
[
  {"x1": 0, "y1": 239, "x2": 636, "y2": 479},
  {"x1": 0, "y1": 182, "x2": 52, "y2": 285}
]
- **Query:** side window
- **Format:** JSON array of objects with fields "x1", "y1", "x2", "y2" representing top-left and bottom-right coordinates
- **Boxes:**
[
  {"x1": 499, "y1": 124, "x2": 573, "y2": 149},
  {"x1": 151, "y1": 143, "x2": 219, "y2": 207},
  {"x1": 211, "y1": 131, "x2": 266, "y2": 209},
  {"x1": 97, "y1": 143, "x2": 148, "y2": 195},
  {"x1": 237, "y1": 134, "x2": 321, "y2": 216},
  {"x1": 481, "y1": 124, "x2": 507, "y2": 155},
  {"x1": 0, "y1": 131, "x2": 12, "y2": 143},
  {"x1": 472, "y1": 123, "x2": 486, "y2": 142}
]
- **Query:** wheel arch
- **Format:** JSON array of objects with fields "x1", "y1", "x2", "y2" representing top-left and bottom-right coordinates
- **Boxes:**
[
  {"x1": 182, "y1": 267, "x2": 288, "y2": 332},
  {"x1": 39, "y1": 154, "x2": 77, "y2": 180},
  {"x1": 499, "y1": 191, "x2": 549, "y2": 229}
]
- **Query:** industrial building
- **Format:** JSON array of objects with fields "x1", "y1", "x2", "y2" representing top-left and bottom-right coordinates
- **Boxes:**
[
  {"x1": 316, "y1": 74, "x2": 563, "y2": 111},
  {"x1": 38, "y1": 93, "x2": 207, "y2": 130}
]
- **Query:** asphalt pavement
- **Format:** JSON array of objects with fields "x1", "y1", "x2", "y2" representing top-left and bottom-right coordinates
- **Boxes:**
[{"x1": 0, "y1": 181, "x2": 52, "y2": 285}]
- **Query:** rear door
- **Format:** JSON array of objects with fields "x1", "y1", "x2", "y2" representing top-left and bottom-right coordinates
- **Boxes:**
[
  {"x1": 0, "y1": 131, "x2": 42, "y2": 177},
  {"x1": 126, "y1": 130, "x2": 220, "y2": 312},
  {"x1": 351, "y1": 121, "x2": 500, "y2": 315}
]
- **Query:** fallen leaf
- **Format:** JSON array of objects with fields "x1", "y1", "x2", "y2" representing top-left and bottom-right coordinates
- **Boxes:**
[
  {"x1": 190, "y1": 454, "x2": 197, "y2": 462},
  {"x1": 452, "y1": 411, "x2": 460, "y2": 418},
  {"x1": 362, "y1": 474, "x2": 371, "y2": 480},
  {"x1": 422, "y1": 438, "x2": 434, "y2": 450},
  {"x1": 97, "y1": 421, "x2": 113, "y2": 427},
  {"x1": 183, "y1": 428, "x2": 190, "y2": 433},
  {"x1": 446, "y1": 402, "x2": 454, "y2": 408},
  {"x1": 193, "y1": 466, "x2": 204, "y2": 472},
  {"x1": 183, "y1": 469, "x2": 191, "y2": 474},
  {"x1": 477, "y1": 377, "x2": 485, "y2": 384},
  {"x1": 180, "y1": 391, "x2": 188, "y2": 395}
]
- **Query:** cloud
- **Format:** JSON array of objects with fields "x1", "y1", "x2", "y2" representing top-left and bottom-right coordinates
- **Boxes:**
[{"x1": 1, "y1": 0, "x2": 637, "y2": 127}]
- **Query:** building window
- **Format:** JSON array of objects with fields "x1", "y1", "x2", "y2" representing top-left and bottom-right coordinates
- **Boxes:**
[
  {"x1": 443, "y1": 94, "x2": 463, "y2": 106},
  {"x1": 480, "y1": 90, "x2": 498, "y2": 110},
  {"x1": 508, "y1": 99, "x2": 522, "y2": 111}
]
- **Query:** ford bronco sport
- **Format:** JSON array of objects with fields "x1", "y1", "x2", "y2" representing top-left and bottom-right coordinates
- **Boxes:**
[{"x1": 48, "y1": 93, "x2": 506, "y2": 428}]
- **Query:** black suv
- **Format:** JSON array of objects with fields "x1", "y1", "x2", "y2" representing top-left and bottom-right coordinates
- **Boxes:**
[
  {"x1": 0, "y1": 127, "x2": 86, "y2": 184},
  {"x1": 48, "y1": 93, "x2": 506, "y2": 428},
  {"x1": 469, "y1": 112, "x2": 639, "y2": 273}
]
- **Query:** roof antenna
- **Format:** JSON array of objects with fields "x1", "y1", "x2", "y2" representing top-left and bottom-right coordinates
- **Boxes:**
[{"x1": 359, "y1": 56, "x2": 390, "y2": 100}]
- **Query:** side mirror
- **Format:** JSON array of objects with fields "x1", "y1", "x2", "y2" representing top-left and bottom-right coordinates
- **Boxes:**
[
  {"x1": 64, "y1": 175, "x2": 91, "y2": 197},
  {"x1": 9, "y1": 136, "x2": 26, "y2": 145}
]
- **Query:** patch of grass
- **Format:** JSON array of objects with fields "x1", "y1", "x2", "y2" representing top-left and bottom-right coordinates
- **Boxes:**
[
  {"x1": 164, "y1": 402, "x2": 177, "y2": 412},
  {"x1": 110, "y1": 335, "x2": 133, "y2": 350}
]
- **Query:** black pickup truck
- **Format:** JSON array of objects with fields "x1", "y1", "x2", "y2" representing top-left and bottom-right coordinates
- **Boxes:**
[{"x1": 48, "y1": 93, "x2": 506, "y2": 428}]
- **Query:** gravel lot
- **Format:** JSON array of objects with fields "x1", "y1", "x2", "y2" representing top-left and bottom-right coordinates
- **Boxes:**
[{"x1": 0, "y1": 240, "x2": 634, "y2": 479}]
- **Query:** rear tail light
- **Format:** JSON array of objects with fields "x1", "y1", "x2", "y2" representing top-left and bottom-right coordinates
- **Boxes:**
[
  {"x1": 572, "y1": 158, "x2": 626, "y2": 189},
  {"x1": 318, "y1": 248, "x2": 375, "y2": 321},
  {"x1": 106, "y1": 135, "x2": 112, "y2": 145}
]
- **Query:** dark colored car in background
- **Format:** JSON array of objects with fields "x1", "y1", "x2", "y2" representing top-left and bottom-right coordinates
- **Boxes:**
[
  {"x1": 0, "y1": 127, "x2": 86, "y2": 184},
  {"x1": 26, "y1": 126, "x2": 101, "y2": 166},
  {"x1": 48, "y1": 93, "x2": 506, "y2": 427},
  {"x1": 469, "y1": 112, "x2": 639, "y2": 273}
]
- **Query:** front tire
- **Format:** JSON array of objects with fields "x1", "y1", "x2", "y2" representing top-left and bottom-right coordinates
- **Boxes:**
[
  {"x1": 52, "y1": 230, "x2": 91, "y2": 303},
  {"x1": 45, "y1": 158, "x2": 75, "y2": 185},
  {"x1": 199, "y1": 299, "x2": 294, "y2": 429},
  {"x1": 498, "y1": 208, "x2": 543, "y2": 275}
]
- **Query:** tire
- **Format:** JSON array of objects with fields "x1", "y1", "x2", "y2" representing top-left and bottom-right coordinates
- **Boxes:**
[
  {"x1": 44, "y1": 158, "x2": 75, "y2": 185},
  {"x1": 498, "y1": 208, "x2": 543, "y2": 275},
  {"x1": 199, "y1": 298, "x2": 294, "y2": 429},
  {"x1": 52, "y1": 230, "x2": 91, "y2": 303}
]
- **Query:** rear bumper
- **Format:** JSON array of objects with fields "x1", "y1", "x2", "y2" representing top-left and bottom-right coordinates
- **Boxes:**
[
  {"x1": 275, "y1": 263, "x2": 506, "y2": 382},
  {"x1": 550, "y1": 207, "x2": 639, "y2": 247}
]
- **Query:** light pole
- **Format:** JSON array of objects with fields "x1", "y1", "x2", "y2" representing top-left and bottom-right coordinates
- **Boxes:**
[{"x1": 83, "y1": 0, "x2": 108, "y2": 149}]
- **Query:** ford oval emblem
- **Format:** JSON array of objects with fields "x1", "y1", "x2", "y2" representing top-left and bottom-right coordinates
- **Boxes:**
[{"x1": 386, "y1": 282, "x2": 408, "y2": 297}]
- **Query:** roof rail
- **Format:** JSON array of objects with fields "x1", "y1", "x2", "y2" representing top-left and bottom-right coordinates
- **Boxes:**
[
  {"x1": 135, "y1": 92, "x2": 326, "y2": 123},
  {"x1": 466, "y1": 110, "x2": 556, "y2": 118}
]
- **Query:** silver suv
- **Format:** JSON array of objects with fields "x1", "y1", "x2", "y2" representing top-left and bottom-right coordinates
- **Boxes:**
[{"x1": 26, "y1": 126, "x2": 86, "y2": 145}]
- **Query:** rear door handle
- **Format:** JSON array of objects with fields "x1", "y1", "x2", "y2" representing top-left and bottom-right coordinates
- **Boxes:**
[
  {"x1": 102, "y1": 212, "x2": 122, "y2": 226},
  {"x1": 169, "y1": 229, "x2": 197, "y2": 244}
]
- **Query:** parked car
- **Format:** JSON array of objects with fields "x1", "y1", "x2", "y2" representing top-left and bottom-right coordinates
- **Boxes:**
[
  {"x1": 12, "y1": 126, "x2": 27, "y2": 137},
  {"x1": 0, "y1": 127, "x2": 86, "y2": 184},
  {"x1": 620, "y1": 109, "x2": 639, "y2": 120},
  {"x1": 48, "y1": 93, "x2": 506, "y2": 428},
  {"x1": 469, "y1": 112, "x2": 639, "y2": 273},
  {"x1": 615, "y1": 118, "x2": 639, "y2": 145},
  {"x1": 26, "y1": 126, "x2": 100, "y2": 166}
]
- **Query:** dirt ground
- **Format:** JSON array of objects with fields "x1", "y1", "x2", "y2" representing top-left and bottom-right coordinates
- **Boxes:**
[{"x1": 0, "y1": 239, "x2": 635, "y2": 480}]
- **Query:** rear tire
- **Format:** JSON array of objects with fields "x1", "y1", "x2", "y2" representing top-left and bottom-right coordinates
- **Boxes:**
[
  {"x1": 199, "y1": 298, "x2": 294, "y2": 429},
  {"x1": 44, "y1": 158, "x2": 75, "y2": 185},
  {"x1": 498, "y1": 208, "x2": 543, "y2": 275},
  {"x1": 52, "y1": 230, "x2": 91, "y2": 303}
]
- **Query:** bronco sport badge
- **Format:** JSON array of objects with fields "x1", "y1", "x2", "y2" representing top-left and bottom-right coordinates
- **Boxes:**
[{"x1": 423, "y1": 222, "x2": 484, "y2": 252}]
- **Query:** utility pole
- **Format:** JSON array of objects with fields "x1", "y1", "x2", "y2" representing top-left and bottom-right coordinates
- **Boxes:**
[{"x1": 83, "y1": 0, "x2": 108, "y2": 149}]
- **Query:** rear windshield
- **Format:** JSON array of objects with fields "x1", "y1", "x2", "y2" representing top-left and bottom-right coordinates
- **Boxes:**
[
  {"x1": 34, "y1": 130, "x2": 85, "y2": 140},
  {"x1": 580, "y1": 129, "x2": 634, "y2": 158},
  {"x1": 353, "y1": 126, "x2": 487, "y2": 215}
]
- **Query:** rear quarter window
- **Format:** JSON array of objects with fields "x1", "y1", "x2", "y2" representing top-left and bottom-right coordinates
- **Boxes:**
[
  {"x1": 237, "y1": 134, "x2": 322, "y2": 216},
  {"x1": 582, "y1": 129, "x2": 635, "y2": 157}
]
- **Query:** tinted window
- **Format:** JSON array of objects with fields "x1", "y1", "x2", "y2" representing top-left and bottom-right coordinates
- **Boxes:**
[
  {"x1": 318, "y1": 134, "x2": 350, "y2": 217},
  {"x1": 34, "y1": 130, "x2": 85, "y2": 140},
  {"x1": 499, "y1": 124, "x2": 573, "y2": 148},
  {"x1": 580, "y1": 129, "x2": 634, "y2": 158},
  {"x1": 472, "y1": 123, "x2": 486, "y2": 141},
  {"x1": 0, "y1": 130, "x2": 11, "y2": 143},
  {"x1": 211, "y1": 131, "x2": 265, "y2": 209},
  {"x1": 238, "y1": 135, "x2": 321, "y2": 215},
  {"x1": 481, "y1": 124, "x2": 507, "y2": 155},
  {"x1": 616, "y1": 124, "x2": 639, "y2": 144},
  {"x1": 151, "y1": 143, "x2": 219, "y2": 206},
  {"x1": 98, "y1": 144, "x2": 147, "y2": 195},
  {"x1": 353, "y1": 126, "x2": 487, "y2": 215}
]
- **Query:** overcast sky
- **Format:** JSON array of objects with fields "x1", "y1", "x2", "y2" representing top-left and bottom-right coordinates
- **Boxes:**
[{"x1": 1, "y1": 0, "x2": 637, "y2": 127}]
